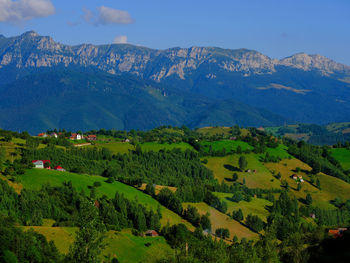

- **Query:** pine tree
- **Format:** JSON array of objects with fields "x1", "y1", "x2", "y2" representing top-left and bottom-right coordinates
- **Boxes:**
[
  {"x1": 316, "y1": 178, "x2": 321, "y2": 190},
  {"x1": 239, "y1": 156, "x2": 248, "y2": 171},
  {"x1": 306, "y1": 194, "x2": 313, "y2": 205},
  {"x1": 66, "y1": 200, "x2": 105, "y2": 263}
]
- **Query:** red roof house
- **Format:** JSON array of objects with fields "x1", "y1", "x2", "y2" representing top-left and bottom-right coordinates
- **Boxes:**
[
  {"x1": 145, "y1": 230, "x2": 159, "y2": 237},
  {"x1": 54, "y1": 165, "x2": 66, "y2": 172},
  {"x1": 328, "y1": 228, "x2": 348, "y2": 238}
]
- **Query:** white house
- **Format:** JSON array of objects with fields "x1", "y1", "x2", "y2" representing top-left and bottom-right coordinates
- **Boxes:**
[
  {"x1": 32, "y1": 160, "x2": 44, "y2": 168},
  {"x1": 32, "y1": 160, "x2": 51, "y2": 169},
  {"x1": 70, "y1": 133, "x2": 83, "y2": 140}
]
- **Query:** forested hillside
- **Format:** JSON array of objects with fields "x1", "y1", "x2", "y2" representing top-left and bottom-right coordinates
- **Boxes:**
[{"x1": 1, "y1": 126, "x2": 350, "y2": 262}]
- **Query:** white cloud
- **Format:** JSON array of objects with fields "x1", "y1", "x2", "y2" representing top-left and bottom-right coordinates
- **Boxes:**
[
  {"x1": 113, "y1": 35, "x2": 127, "y2": 44},
  {"x1": 97, "y1": 6, "x2": 133, "y2": 25},
  {"x1": 83, "y1": 6, "x2": 133, "y2": 25},
  {"x1": 0, "y1": 0, "x2": 55, "y2": 22}
]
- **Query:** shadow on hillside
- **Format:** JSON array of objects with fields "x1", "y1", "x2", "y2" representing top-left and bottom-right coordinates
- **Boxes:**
[
  {"x1": 234, "y1": 219, "x2": 262, "y2": 234},
  {"x1": 298, "y1": 198, "x2": 307, "y2": 205},
  {"x1": 292, "y1": 168, "x2": 310, "y2": 174},
  {"x1": 224, "y1": 164, "x2": 240, "y2": 172}
]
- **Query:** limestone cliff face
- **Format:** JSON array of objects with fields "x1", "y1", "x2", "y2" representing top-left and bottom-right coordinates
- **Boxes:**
[{"x1": 0, "y1": 31, "x2": 349, "y2": 81}]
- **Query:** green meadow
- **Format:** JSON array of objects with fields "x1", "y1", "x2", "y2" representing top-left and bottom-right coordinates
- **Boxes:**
[
  {"x1": 263, "y1": 144, "x2": 292, "y2": 159},
  {"x1": 94, "y1": 141, "x2": 135, "y2": 154},
  {"x1": 140, "y1": 142, "x2": 194, "y2": 152},
  {"x1": 330, "y1": 148, "x2": 350, "y2": 170}
]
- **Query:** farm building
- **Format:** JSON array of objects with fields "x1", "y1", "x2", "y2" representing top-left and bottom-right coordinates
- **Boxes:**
[
  {"x1": 50, "y1": 132, "x2": 58, "y2": 138},
  {"x1": 32, "y1": 160, "x2": 51, "y2": 169},
  {"x1": 292, "y1": 174, "x2": 304, "y2": 182},
  {"x1": 328, "y1": 228, "x2": 348, "y2": 238},
  {"x1": 86, "y1": 135, "x2": 97, "y2": 141},
  {"x1": 70, "y1": 133, "x2": 83, "y2": 140},
  {"x1": 54, "y1": 165, "x2": 66, "y2": 172},
  {"x1": 94, "y1": 200, "x2": 100, "y2": 209},
  {"x1": 37, "y1": 133, "x2": 48, "y2": 138},
  {"x1": 145, "y1": 230, "x2": 159, "y2": 237}
]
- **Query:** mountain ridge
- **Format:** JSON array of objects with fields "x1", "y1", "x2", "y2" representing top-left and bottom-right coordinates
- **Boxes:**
[{"x1": 1, "y1": 31, "x2": 349, "y2": 83}]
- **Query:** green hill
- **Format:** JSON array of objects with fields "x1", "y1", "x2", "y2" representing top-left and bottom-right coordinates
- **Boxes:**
[{"x1": 18, "y1": 169, "x2": 193, "y2": 228}]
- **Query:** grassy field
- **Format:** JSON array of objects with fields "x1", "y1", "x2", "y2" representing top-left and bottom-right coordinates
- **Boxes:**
[
  {"x1": 330, "y1": 148, "x2": 350, "y2": 170},
  {"x1": 196, "y1": 127, "x2": 249, "y2": 137},
  {"x1": 204, "y1": 154, "x2": 281, "y2": 189},
  {"x1": 93, "y1": 142, "x2": 135, "y2": 154},
  {"x1": 140, "y1": 142, "x2": 193, "y2": 152},
  {"x1": 183, "y1": 202, "x2": 257, "y2": 240},
  {"x1": 22, "y1": 226, "x2": 77, "y2": 253},
  {"x1": 264, "y1": 144, "x2": 292, "y2": 159},
  {"x1": 104, "y1": 230, "x2": 173, "y2": 263},
  {"x1": 265, "y1": 159, "x2": 350, "y2": 209},
  {"x1": 17, "y1": 169, "x2": 192, "y2": 228},
  {"x1": 214, "y1": 193, "x2": 272, "y2": 222},
  {"x1": 196, "y1": 127, "x2": 232, "y2": 136},
  {"x1": 22, "y1": 227, "x2": 173, "y2": 262},
  {"x1": 139, "y1": 184, "x2": 177, "y2": 194},
  {"x1": 200, "y1": 140, "x2": 253, "y2": 153}
]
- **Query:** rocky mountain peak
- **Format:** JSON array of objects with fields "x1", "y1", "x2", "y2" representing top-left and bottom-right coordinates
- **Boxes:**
[
  {"x1": 279, "y1": 53, "x2": 350, "y2": 75},
  {"x1": 20, "y1": 31, "x2": 39, "y2": 38}
]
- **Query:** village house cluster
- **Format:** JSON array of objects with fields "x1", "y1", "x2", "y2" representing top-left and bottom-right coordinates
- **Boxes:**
[
  {"x1": 37, "y1": 132, "x2": 59, "y2": 138},
  {"x1": 37, "y1": 132, "x2": 97, "y2": 141},
  {"x1": 31, "y1": 160, "x2": 66, "y2": 171},
  {"x1": 291, "y1": 174, "x2": 304, "y2": 182}
]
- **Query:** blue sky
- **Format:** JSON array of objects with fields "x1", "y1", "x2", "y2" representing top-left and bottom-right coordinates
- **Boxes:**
[{"x1": 0, "y1": 0, "x2": 349, "y2": 64}]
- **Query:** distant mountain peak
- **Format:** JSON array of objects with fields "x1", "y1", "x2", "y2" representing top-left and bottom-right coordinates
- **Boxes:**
[
  {"x1": 21, "y1": 30, "x2": 39, "y2": 38},
  {"x1": 279, "y1": 53, "x2": 350, "y2": 75}
]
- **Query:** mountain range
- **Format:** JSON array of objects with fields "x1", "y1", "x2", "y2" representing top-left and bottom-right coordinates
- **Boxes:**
[{"x1": 1, "y1": 31, "x2": 350, "y2": 133}]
